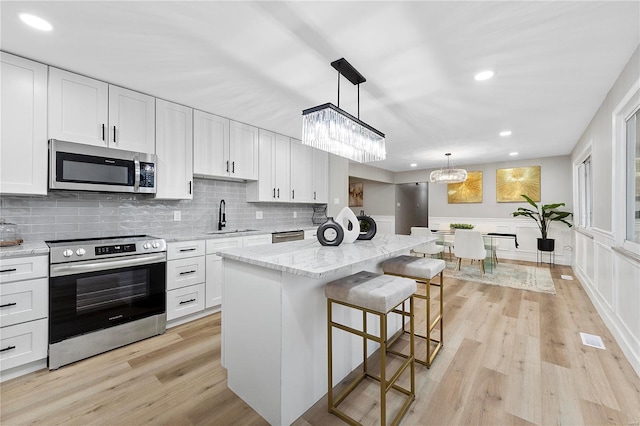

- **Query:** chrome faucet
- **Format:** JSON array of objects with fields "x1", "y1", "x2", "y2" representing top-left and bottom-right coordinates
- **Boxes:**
[{"x1": 218, "y1": 199, "x2": 226, "y2": 231}]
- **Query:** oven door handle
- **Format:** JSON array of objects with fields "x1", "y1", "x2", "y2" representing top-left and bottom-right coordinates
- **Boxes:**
[{"x1": 50, "y1": 253, "x2": 166, "y2": 277}]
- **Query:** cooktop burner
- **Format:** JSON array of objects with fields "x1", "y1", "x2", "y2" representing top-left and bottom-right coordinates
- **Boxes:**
[{"x1": 46, "y1": 234, "x2": 166, "y2": 264}]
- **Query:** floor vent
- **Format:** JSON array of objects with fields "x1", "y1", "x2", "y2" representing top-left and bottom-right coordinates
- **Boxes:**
[
  {"x1": 580, "y1": 332, "x2": 606, "y2": 350},
  {"x1": 561, "y1": 274, "x2": 574, "y2": 280}
]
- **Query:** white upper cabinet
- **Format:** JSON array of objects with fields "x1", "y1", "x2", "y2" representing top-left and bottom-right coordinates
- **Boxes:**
[
  {"x1": 48, "y1": 67, "x2": 155, "y2": 153},
  {"x1": 108, "y1": 85, "x2": 155, "y2": 154},
  {"x1": 312, "y1": 149, "x2": 329, "y2": 203},
  {"x1": 290, "y1": 139, "x2": 314, "y2": 203},
  {"x1": 193, "y1": 110, "x2": 229, "y2": 177},
  {"x1": 0, "y1": 53, "x2": 48, "y2": 195},
  {"x1": 247, "y1": 131, "x2": 291, "y2": 202},
  {"x1": 229, "y1": 121, "x2": 258, "y2": 180},
  {"x1": 155, "y1": 99, "x2": 193, "y2": 200}
]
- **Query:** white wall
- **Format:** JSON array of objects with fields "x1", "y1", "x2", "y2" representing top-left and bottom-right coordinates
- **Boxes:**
[
  {"x1": 571, "y1": 45, "x2": 640, "y2": 378},
  {"x1": 348, "y1": 177, "x2": 395, "y2": 216}
]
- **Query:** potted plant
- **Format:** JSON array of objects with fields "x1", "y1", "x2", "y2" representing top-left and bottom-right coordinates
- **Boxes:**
[
  {"x1": 511, "y1": 194, "x2": 573, "y2": 251},
  {"x1": 449, "y1": 223, "x2": 474, "y2": 230}
]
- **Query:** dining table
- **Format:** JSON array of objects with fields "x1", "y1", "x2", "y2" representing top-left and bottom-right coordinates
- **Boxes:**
[{"x1": 431, "y1": 230, "x2": 518, "y2": 273}]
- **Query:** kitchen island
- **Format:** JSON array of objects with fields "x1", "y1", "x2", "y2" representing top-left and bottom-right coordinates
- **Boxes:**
[{"x1": 217, "y1": 233, "x2": 432, "y2": 425}]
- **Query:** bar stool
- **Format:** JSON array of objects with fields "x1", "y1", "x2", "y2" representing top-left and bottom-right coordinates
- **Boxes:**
[
  {"x1": 381, "y1": 256, "x2": 445, "y2": 368},
  {"x1": 325, "y1": 271, "x2": 417, "y2": 426}
]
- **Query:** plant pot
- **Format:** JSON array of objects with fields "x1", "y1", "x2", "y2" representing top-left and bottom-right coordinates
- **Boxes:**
[
  {"x1": 537, "y1": 238, "x2": 555, "y2": 252},
  {"x1": 356, "y1": 215, "x2": 377, "y2": 240}
]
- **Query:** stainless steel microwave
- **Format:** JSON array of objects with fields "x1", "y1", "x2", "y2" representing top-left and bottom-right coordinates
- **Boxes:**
[{"x1": 49, "y1": 139, "x2": 156, "y2": 194}]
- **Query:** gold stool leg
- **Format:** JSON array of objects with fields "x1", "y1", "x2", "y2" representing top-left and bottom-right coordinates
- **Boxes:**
[{"x1": 327, "y1": 299, "x2": 333, "y2": 412}]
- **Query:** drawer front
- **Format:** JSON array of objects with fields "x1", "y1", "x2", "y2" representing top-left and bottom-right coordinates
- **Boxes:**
[
  {"x1": 0, "y1": 256, "x2": 48, "y2": 284},
  {"x1": 243, "y1": 234, "x2": 272, "y2": 247},
  {"x1": 167, "y1": 240, "x2": 205, "y2": 260},
  {"x1": 166, "y1": 284, "x2": 205, "y2": 321},
  {"x1": 166, "y1": 256, "x2": 205, "y2": 290},
  {"x1": 206, "y1": 237, "x2": 243, "y2": 254},
  {"x1": 304, "y1": 229, "x2": 317, "y2": 240},
  {"x1": 0, "y1": 278, "x2": 48, "y2": 328},
  {"x1": 0, "y1": 318, "x2": 48, "y2": 371}
]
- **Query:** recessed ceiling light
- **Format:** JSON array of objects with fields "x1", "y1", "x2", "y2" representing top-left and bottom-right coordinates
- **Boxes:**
[
  {"x1": 19, "y1": 13, "x2": 53, "y2": 31},
  {"x1": 509, "y1": 152, "x2": 518, "y2": 156},
  {"x1": 410, "y1": 163, "x2": 417, "y2": 168},
  {"x1": 500, "y1": 130, "x2": 512, "y2": 137},
  {"x1": 474, "y1": 70, "x2": 495, "y2": 81}
]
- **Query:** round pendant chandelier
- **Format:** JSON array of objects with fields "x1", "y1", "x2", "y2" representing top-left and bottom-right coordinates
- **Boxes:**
[{"x1": 429, "y1": 153, "x2": 467, "y2": 184}]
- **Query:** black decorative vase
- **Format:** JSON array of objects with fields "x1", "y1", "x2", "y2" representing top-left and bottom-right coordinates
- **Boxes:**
[
  {"x1": 537, "y1": 238, "x2": 555, "y2": 252},
  {"x1": 317, "y1": 217, "x2": 344, "y2": 246},
  {"x1": 357, "y1": 215, "x2": 377, "y2": 240}
]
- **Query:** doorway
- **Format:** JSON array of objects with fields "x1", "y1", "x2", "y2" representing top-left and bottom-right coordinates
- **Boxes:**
[{"x1": 395, "y1": 182, "x2": 429, "y2": 235}]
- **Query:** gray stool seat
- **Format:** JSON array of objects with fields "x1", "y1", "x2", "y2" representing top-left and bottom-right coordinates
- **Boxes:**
[
  {"x1": 324, "y1": 271, "x2": 416, "y2": 314},
  {"x1": 381, "y1": 256, "x2": 445, "y2": 279}
]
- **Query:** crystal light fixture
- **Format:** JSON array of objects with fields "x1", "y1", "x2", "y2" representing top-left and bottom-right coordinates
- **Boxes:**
[
  {"x1": 302, "y1": 58, "x2": 385, "y2": 163},
  {"x1": 429, "y1": 153, "x2": 468, "y2": 184}
]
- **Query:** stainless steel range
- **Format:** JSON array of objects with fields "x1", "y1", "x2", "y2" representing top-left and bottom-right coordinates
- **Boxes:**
[{"x1": 46, "y1": 235, "x2": 167, "y2": 369}]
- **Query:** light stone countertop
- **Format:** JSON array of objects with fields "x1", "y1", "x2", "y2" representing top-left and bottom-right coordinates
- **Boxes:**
[
  {"x1": 217, "y1": 233, "x2": 433, "y2": 279},
  {"x1": 0, "y1": 241, "x2": 50, "y2": 258},
  {"x1": 159, "y1": 225, "x2": 318, "y2": 243}
]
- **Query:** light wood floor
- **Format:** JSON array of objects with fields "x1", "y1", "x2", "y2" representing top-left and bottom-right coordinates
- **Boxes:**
[{"x1": 1, "y1": 260, "x2": 639, "y2": 425}]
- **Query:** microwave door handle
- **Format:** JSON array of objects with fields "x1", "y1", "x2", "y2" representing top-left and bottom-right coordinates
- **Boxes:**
[{"x1": 134, "y1": 157, "x2": 140, "y2": 192}]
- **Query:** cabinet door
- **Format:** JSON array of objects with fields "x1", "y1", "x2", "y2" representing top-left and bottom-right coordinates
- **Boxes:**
[
  {"x1": 229, "y1": 121, "x2": 258, "y2": 180},
  {"x1": 312, "y1": 149, "x2": 329, "y2": 203},
  {"x1": 108, "y1": 85, "x2": 155, "y2": 154},
  {"x1": 274, "y1": 134, "x2": 291, "y2": 201},
  {"x1": 290, "y1": 139, "x2": 314, "y2": 202},
  {"x1": 253, "y1": 129, "x2": 276, "y2": 201},
  {"x1": 155, "y1": 99, "x2": 193, "y2": 200},
  {"x1": 0, "y1": 53, "x2": 48, "y2": 195},
  {"x1": 48, "y1": 67, "x2": 108, "y2": 147},
  {"x1": 193, "y1": 110, "x2": 229, "y2": 177}
]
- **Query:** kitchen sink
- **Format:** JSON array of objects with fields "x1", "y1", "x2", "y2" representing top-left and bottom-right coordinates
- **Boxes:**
[{"x1": 205, "y1": 229, "x2": 259, "y2": 235}]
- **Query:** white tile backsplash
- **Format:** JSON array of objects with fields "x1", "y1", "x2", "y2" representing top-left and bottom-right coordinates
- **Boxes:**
[{"x1": 0, "y1": 178, "x2": 318, "y2": 242}]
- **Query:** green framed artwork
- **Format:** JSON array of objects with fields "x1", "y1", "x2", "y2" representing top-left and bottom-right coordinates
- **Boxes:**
[
  {"x1": 496, "y1": 166, "x2": 541, "y2": 202},
  {"x1": 447, "y1": 171, "x2": 483, "y2": 203}
]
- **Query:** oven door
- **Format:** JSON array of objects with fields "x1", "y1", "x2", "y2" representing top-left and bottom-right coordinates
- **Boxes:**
[{"x1": 49, "y1": 253, "x2": 166, "y2": 344}]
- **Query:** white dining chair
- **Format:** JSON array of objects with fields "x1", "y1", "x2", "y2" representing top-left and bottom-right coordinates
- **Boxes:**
[
  {"x1": 410, "y1": 227, "x2": 444, "y2": 259},
  {"x1": 453, "y1": 230, "x2": 487, "y2": 274}
]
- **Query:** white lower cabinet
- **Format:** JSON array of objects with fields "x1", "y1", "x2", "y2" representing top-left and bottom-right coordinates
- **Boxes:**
[
  {"x1": 166, "y1": 284, "x2": 205, "y2": 321},
  {"x1": 0, "y1": 318, "x2": 48, "y2": 371},
  {"x1": 166, "y1": 241, "x2": 205, "y2": 322},
  {"x1": 0, "y1": 255, "x2": 48, "y2": 377}
]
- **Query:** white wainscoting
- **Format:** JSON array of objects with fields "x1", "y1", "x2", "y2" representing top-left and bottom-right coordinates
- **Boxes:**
[
  {"x1": 573, "y1": 228, "x2": 640, "y2": 378},
  {"x1": 429, "y1": 216, "x2": 573, "y2": 266},
  {"x1": 370, "y1": 215, "x2": 395, "y2": 235}
]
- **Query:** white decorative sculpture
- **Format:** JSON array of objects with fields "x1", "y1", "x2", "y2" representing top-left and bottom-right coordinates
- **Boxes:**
[{"x1": 335, "y1": 207, "x2": 360, "y2": 244}]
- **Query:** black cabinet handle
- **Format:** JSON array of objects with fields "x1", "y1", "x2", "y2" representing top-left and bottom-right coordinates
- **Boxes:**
[
  {"x1": 314, "y1": 191, "x2": 317, "y2": 200},
  {"x1": 179, "y1": 298, "x2": 196, "y2": 305},
  {"x1": 292, "y1": 189, "x2": 295, "y2": 199},
  {"x1": 101, "y1": 124, "x2": 105, "y2": 141},
  {"x1": 113, "y1": 125, "x2": 117, "y2": 143},
  {"x1": 0, "y1": 346, "x2": 16, "y2": 353},
  {"x1": 189, "y1": 181, "x2": 192, "y2": 194},
  {"x1": 179, "y1": 248, "x2": 197, "y2": 252},
  {"x1": 277, "y1": 188, "x2": 280, "y2": 198},
  {"x1": 232, "y1": 161, "x2": 235, "y2": 173},
  {"x1": 226, "y1": 161, "x2": 229, "y2": 173},
  {"x1": 273, "y1": 188, "x2": 276, "y2": 198},
  {"x1": 179, "y1": 270, "x2": 196, "y2": 275},
  {"x1": 0, "y1": 268, "x2": 17, "y2": 273},
  {"x1": 0, "y1": 302, "x2": 17, "y2": 308}
]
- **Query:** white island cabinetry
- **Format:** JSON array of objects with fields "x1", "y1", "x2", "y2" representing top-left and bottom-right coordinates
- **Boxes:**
[{"x1": 218, "y1": 234, "x2": 430, "y2": 425}]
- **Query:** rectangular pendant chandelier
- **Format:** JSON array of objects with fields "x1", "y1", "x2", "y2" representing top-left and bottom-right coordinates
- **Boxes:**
[{"x1": 302, "y1": 58, "x2": 386, "y2": 163}]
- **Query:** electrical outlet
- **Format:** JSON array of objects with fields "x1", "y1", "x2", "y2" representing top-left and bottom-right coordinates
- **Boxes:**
[
  {"x1": 293, "y1": 211, "x2": 297, "y2": 219},
  {"x1": 173, "y1": 211, "x2": 181, "y2": 221},
  {"x1": 256, "y1": 211, "x2": 263, "y2": 219}
]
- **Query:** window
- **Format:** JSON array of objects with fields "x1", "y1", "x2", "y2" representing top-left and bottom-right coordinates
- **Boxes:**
[
  {"x1": 613, "y1": 78, "x2": 640, "y2": 254},
  {"x1": 626, "y1": 108, "x2": 640, "y2": 244},
  {"x1": 577, "y1": 155, "x2": 593, "y2": 228}
]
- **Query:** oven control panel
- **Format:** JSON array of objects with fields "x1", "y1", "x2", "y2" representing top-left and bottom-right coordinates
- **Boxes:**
[{"x1": 95, "y1": 243, "x2": 136, "y2": 256}]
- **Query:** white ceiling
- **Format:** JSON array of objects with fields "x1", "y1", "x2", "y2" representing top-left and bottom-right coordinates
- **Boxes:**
[{"x1": 1, "y1": 1, "x2": 638, "y2": 172}]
